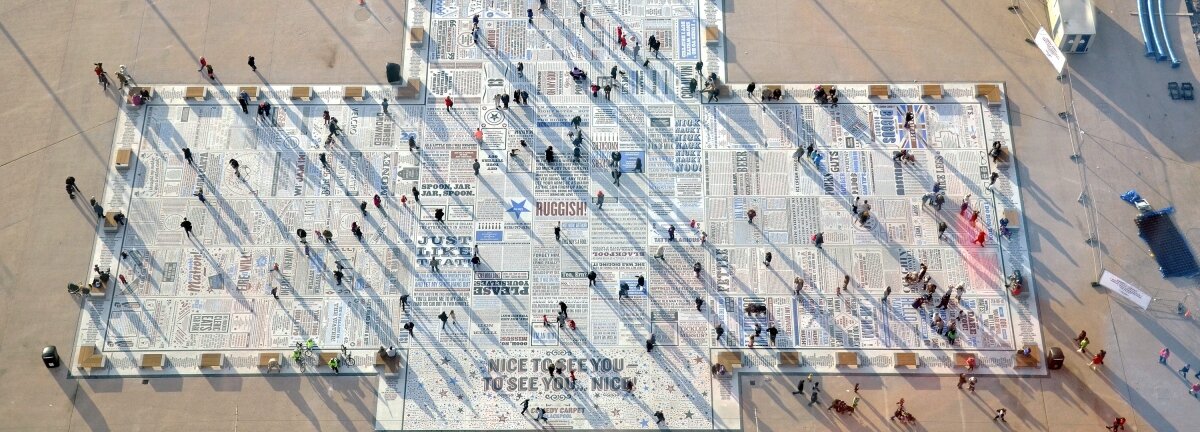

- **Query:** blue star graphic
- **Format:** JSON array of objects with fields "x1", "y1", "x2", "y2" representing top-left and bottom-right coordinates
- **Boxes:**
[
  {"x1": 639, "y1": 419, "x2": 649, "y2": 428},
  {"x1": 506, "y1": 199, "x2": 530, "y2": 220}
]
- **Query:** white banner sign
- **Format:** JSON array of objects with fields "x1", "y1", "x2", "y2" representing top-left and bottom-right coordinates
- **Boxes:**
[
  {"x1": 1034, "y1": 27, "x2": 1067, "y2": 73},
  {"x1": 1099, "y1": 271, "x2": 1152, "y2": 310}
]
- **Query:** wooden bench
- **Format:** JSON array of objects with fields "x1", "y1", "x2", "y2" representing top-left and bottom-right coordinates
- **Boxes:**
[
  {"x1": 869, "y1": 85, "x2": 891, "y2": 99},
  {"x1": 140, "y1": 353, "x2": 166, "y2": 369},
  {"x1": 184, "y1": 86, "x2": 207, "y2": 101},
  {"x1": 975, "y1": 84, "x2": 1002, "y2": 106},
  {"x1": 894, "y1": 352, "x2": 919, "y2": 368},
  {"x1": 319, "y1": 352, "x2": 339, "y2": 367},
  {"x1": 396, "y1": 78, "x2": 422, "y2": 99},
  {"x1": 199, "y1": 353, "x2": 224, "y2": 369},
  {"x1": 238, "y1": 86, "x2": 259, "y2": 100},
  {"x1": 344, "y1": 86, "x2": 365, "y2": 101},
  {"x1": 835, "y1": 351, "x2": 859, "y2": 367},
  {"x1": 922, "y1": 84, "x2": 944, "y2": 99},
  {"x1": 77, "y1": 346, "x2": 106, "y2": 370},
  {"x1": 114, "y1": 148, "x2": 133, "y2": 170},
  {"x1": 704, "y1": 25, "x2": 720, "y2": 45},
  {"x1": 954, "y1": 352, "x2": 977, "y2": 368},
  {"x1": 1002, "y1": 208, "x2": 1021, "y2": 230},
  {"x1": 778, "y1": 352, "x2": 802, "y2": 367},
  {"x1": 259, "y1": 353, "x2": 282, "y2": 372},
  {"x1": 103, "y1": 211, "x2": 121, "y2": 231},
  {"x1": 716, "y1": 351, "x2": 742, "y2": 369},
  {"x1": 88, "y1": 279, "x2": 108, "y2": 297},
  {"x1": 409, "y1": 26, "x2": 426, "y2": 47},
  {"x1": 1014, "y1": 345, "x2": 1041, "y2": 368},
  {"x1": 291, "y1": 86, "x2": 312, "y2": 101},
  {"x1": 376, "y1": 351, "x2": 402, "y2": 374}
]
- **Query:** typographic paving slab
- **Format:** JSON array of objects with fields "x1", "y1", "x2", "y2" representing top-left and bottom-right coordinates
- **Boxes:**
[{"x1": 76, "y1": 2, "x2": 1039, "y2": 431}]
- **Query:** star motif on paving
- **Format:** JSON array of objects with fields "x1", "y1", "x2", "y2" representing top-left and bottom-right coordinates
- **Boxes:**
[
  {"x1": 498, "y1": 414, "x2": 507, "y2": 423},
  {"x1": 439, "y1": 390, "x2": 448, "y2": 397},
  {"x1": 448, "y1": 377, "x2": 458, "y2": 385},
  {"x1": 457, "y1": 393, "x2": 465, "y2": 400},
  {"x1": 457, "y1": 407, "x2": 464, "y2": 413},
  {"x1": 506, "y1": 199, "x2": 530, "y2": 220},
  {"x1": 441, "y1": 357, "x2": 452, "y2": 365},
  {"x1": 611, "y1": 408, "x2": 621, "y2": 417},
  {"x1": 693, "y1": 356, "x2": 704, "y2": 364},
  {"x1": 685, "y1": 410, "x2": 694, "y2": 419},
  {"x1": 667, "y1": 385, "x2": 676, "y2": 393}
]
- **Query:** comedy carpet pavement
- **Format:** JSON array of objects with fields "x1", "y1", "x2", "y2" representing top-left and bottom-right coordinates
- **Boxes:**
[{"x1": 71, "y1": 0, "x2": 1040, "y2": 430}]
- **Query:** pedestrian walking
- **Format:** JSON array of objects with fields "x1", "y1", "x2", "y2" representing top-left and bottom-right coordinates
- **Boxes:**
[
  {"x1": 768, "y1": 324, "x2": 778, "y2": 346},
  {"x1": 520, "y1": 398, "x2": 530, "y2": 415},
  {"x1": 444, "y1": 95, "x2": 454, "y2": 112},
  {"x1": 794, "y1": 276, "x2": 805, "y2": 294},
  {"x1": 747, "y1": 82, "x2": 757, "y2": 97},
  {"x1": 654, "y1": 244, "x2": 666, "y2": 260},
  {"x1": 813, "y1": 232, "x2": 824, "y2": 248},
  {"x1": 882, "y1": 286, "x2": 892, "y2": 302},
  {"x1": 646, "y1": 335, "x2": 656, "y2": 352},
  {"x1": 438, "y1": 311, "x2": 449, "y2": 329},
  {"x1": 578, "y1": 6, "x2": 587, "y2": 27},
  {"x1": 957, "y1": 373, "x2": 967, "y2": 389},
  {"x1": 473, "y1": 159, "x2": 481, "y2": 175},
  {"x1": 206, "y1": 64, "x2": 215, "y2": 80},
  {"x1": 693, "y1": 262, "x2": 703, "y2": 278},
  {"x1": 695, "y1": 297, "x2": 704, "y2": 312},
  {"x1": 1181, "y1": 363, "x2": 1192, "y2": 375},
  {"x1": 667, "y1": 225, "x2": 676, "y2": 241},
  {"x1": 596, "y1": 190, "x2": 605, "y2": 209},
  {"x1": 937, "y1": 221, "x2": 948, "y2": 239},
  {"x1": 746, "y1": 208, "x2": 757, "y2": 224},
  {"x1": 1191, "y1": 382, "x2": 1200, "y2": 397},
  {"x1": 197, "y1": 56, "x2": 207, "y2": 72},
  {"x1": 807, "y1": 389, "x2": 819, "y2": 406},
  {"x1": 763, "y1": 251, "x2": 772, "y2": 267},
  {"x1": 636, "y1": 275, "x2": 645, "y2": 288},
  {"x1": 715, "y1": 322, "x2": 725, "y2": 342},
  {"x1": 1078, "y1": 337, "x2": 1089, "y2": 352},
  {"x1": 967, "y1": 376, "x2": 977, "y2": 392},
  {"x1": 1091, "y1": 350, "x2": 1106, "y2": 370},
  {"x1": 181, "y1": 217, "x2": 193, "y2": 237},
  {"x1": 328, "y1": 356, "x2": 340, "y2": 374},
  {"x1": 1160, "y1": 347, "x2": 1171, "y2": 363},
  {"x1": 333, "y1": 269, "x2": 345, "y2": 286},
  {"x1": 993, "y1": 408, "x2": 1007, "y2": 422},
  {"x1": 247, "y1": 55, "x2": 257, "y2": 72},
  {"x1": 853, "y1": 383, "x2": 860, "y2": 394},
  {"x1": 973, "y1": 230, "x2": 987, "y2": 246},
  {"x1": 587, "y1": 270, "x2": 597, "y2": 287},
  {"x1": 194, "y1": 186, "x2": 206, "y2": 203},
  {"x1": 654, "y1": 411, "x2": 665, "y2": 424},
  {"x1": 554, "y1": 222, "x2": 562, "y2": 241},
  {"x1": 90, "y1": 196, "x2": 104, "y2": 218},
  {"x1": 382, "y1": 97, "x2": 389, "y2": 115},
  {"x1": 229, "y1": 159, "x2": 241, "y2": 178},
  {"x1": 1106, "y1": 417, "x2": 1126, "y2": 431},
  {"x1": 65, "y1": 177, "x2": 78, "y2": 199},
  {"x1": 1074, "y1": 330, "x2": 1088, "y2": 344},
  {"x1": 989, "y1": 171, "x2": 1000, "y2": 188}
]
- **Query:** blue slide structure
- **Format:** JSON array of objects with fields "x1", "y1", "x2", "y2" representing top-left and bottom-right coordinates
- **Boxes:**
[
  {"x1": 1138, "y1": 0, "x2": 1157, "y2": 56},
  {"x1": 1143, "y1": 0, "x2": 1182, "y2": 67},
  {"x1": 1155, "y1": 0, "x2": 1182, "y2": 67}
]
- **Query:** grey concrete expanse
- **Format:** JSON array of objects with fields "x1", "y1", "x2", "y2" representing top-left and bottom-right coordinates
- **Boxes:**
[{"x1": 0, "y1": 0, "x2": 1198, "y2": 431}]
